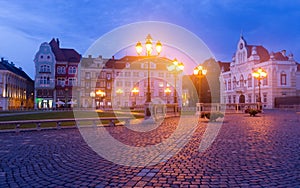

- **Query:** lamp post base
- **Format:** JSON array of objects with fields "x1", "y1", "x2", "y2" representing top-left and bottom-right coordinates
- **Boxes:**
[{"x1": 144, "y1": 102, "x2": 152, "y2": 119}]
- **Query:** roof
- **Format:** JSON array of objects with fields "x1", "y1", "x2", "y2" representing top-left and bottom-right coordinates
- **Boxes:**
[
  {"x1": 49, "y1": 38, "x2": 81, "y2": 62},
  {"x1": 273, "y1": 51, "x2": 289, "y2": 61},
  {"x1": 104, "y1": 56, "x2": 172, "y2": 70},
  {"x1": 0, "y1": 58, "x2": 33, "y2": 82},
  {"x1": 246, "y1": 45, "x2": 270, "y2": 62},
  {"x1": 217, "y1": 61, "x2": 231, "y2": 72}
]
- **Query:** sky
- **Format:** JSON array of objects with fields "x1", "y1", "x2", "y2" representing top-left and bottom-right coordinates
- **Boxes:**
[{"x1": 0, "y1": 0, "x2": 300, "y2": 79}]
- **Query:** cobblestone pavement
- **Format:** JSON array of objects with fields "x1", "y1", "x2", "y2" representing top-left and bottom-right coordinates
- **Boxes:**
[{"x1": 0, "y1": 110, "x2": 299, "y2": 187}]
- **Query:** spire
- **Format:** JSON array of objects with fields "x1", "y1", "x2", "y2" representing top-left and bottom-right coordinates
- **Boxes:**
[{"x1": 240, "y1": 29, "x2": 243, "y2": 39}]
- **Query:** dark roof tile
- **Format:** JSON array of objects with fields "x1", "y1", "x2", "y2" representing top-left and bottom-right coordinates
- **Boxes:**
[
  {"x1": 49, "y1": 38, "x2": 81, "y2": 62},
  {"x1": 246, "y1": 45, "x2": 270, "y2": 62}
]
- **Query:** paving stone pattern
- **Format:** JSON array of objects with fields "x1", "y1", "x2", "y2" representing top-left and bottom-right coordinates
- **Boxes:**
[{"x1": 0, "y1": 110, "x2": 299, "y2": 187}]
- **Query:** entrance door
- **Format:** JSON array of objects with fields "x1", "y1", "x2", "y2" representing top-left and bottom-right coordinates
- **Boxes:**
[{"x1": 239, "y1": 94, "x2": 245, "y2": 103}]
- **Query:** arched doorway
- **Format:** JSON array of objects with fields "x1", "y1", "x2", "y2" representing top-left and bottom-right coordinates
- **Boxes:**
[{"x1": 239, "y1": 94, "x2": 245, "y2": 103}]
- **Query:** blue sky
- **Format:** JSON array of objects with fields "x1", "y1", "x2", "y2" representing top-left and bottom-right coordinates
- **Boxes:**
[{"x1": 0, "y1": 0, "x2": 300, "y2": 78}]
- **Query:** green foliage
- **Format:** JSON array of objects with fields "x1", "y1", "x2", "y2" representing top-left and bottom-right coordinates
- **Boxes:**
[
  {"x1": 245, "y1": 109, "x2": 261, "y2": 117},
  {"x1": 201, "y1": 111, "x2": 224, "y2": 122}
]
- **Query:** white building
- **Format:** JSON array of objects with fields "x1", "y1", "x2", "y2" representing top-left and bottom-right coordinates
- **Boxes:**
[{"x1": 220, "y1": 36, "x2": 300, "y2": 109}]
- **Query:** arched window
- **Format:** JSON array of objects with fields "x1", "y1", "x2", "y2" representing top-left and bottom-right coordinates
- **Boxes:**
[
  {"x1": 280, "y1": 71, "x2": 287, "y2": 85},
  {"x1": 240, "y1": 75, "x2": 244, "y2": 87},
  {"x1": 247, "y1": 74, "x2": 252, "y2": 88},
  {"x1": 228, "y1": 79, "x2": 231, "y2": 90},
  {"x1": 68, "y1": 66, "x2": 76, "y2": 74},
  {"x1": 57, "y1": 66, "x2": 66, "y2": 74},
  {"x1": 233, "y1": 77, "x2": 236, "y2": 89},
  {"x1": 224, "y1": 80, "x2": 227, "y2": 91}
]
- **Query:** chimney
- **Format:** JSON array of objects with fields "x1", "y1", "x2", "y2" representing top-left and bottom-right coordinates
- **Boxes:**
[
  {"x1": 19, "y1": 67, "x2": 22, "y2": 71},
  {"x1": 56, "y1": 38, "x2": 60, "y2": 47},
  {"x1": 112, "y1": 56, "x2": 115, "y2": 60},
  {"x1": 281, "y1": 50, "x2": 286, "y2": 56},
  {"x1": 1, "y1": 57, "x2": 3, "y2": 62},
  {"x1": 88, "y1": 55, "x2": 92, "y2": 58}
]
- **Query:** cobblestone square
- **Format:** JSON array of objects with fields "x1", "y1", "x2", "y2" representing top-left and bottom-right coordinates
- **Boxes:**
[{"x1": 0, "y1": 110, "x2": 299, "y2": 187}]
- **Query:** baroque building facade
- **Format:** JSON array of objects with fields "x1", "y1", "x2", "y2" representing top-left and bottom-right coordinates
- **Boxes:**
[
  {"x1": 0, "y1": 58, "x2": 34, "y2": 110},
  {"x1": 79, "y1": 55, "x2": 183, "y2": 109},
  {"x1": 220, "y1": 36, "x2": 300, "y2": 109},
  {"x1": 34, "y1": 38, "x2": 81, "y2": 109}
]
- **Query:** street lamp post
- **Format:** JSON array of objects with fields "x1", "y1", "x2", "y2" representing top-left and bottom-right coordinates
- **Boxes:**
[
  {"x1": 131, "y1": 87, "x2": 139, "y2": 108},
  {"x1": 252, "y1": 67, "x2": 267, "y2": 110},
  {"x1": 116, "y1": 88, "x2": 123, "y2": 107},
  {"x1": 164, "y1": 87, "x2": 171, "y2": 104},
  {"x1": 193, "y1": 65, "x2": 207, "y2": 103},
  {"x1": 167, "y1": 58, "x2": 184, "y2": 104},
  {"x1": 136, "y1": 34, "x2": 162, "y2": 119}
]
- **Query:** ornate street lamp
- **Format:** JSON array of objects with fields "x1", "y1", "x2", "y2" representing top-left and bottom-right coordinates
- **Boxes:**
[
  {"x1": 193, "y1": 65, "x2": 207, "y2": 103},
  {"x1": 116, "y1": 88, "x2": 123, "y2": 107},
  {"x1": 96, "y1": 89, "x2": 106, "y2": 109},
  {"x1": 136, "y1": 34, "x2": 162, "y2": 119},
  {"x1": 131, "y1": 87, "x2": 139, "y2": 108},
  {"x1": 164, "y1": 87, "x2": 171, "y2": 104},
  {"x1": 167, "y1": 58, "x2": 184, "y2": 103},
  {"x1": 252, "y1": 67, "x2": 267, "y2": 110}
]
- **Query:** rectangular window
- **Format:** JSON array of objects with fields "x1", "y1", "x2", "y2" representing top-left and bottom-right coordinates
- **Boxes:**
[
  {"x1": 125, "y1": 72, "x2": 131, "y2": 77},
  {"x1": 263, "y1": 77, "x2": 268, "y2": 86},
  {"x1": 248, "y1": 94, "x2": 252, "y2": 103},
  {"x1": 116, "y1": 81, "x2": 122, "y2": 87},
  {"x1": 228, "y1": 81, "x2": 232, "y2": 90},
  {"x1": 133, "y1": 72, "x2": 139, "y2": 77},
  {"x1": 158, "y1": 72, "x2": 164, "y2": 77},
  {"x1": 107, "y1": 82, "x2": 111, "y2": 89},
  {"x1": 68, "y1": 78, "x2": 77, "y2": 86},
  {"x1": 57, "y1": 78, "x2": 65, "y2": 86},
  {"x1": 68, "y1": 66, "x2": 76, "y2": 74},
  {"x1": 263, "y1": 93, "x2": 267, "y2": 103},
  {"x1": 85, "y1": 72, "x2": 91, "y2": 79},
  {"x1": 233, "y1": 95, "x2": 236, "y2": 103},
  {"x1": 85, "y1": 82, "x2": 90, "y2": 88},
  {"x1": 125, "y1": 81, "x2": 131, "y2": 87},
  {"x1": 248, "y1": 77, "x2": 252, "y2": 88},
  {"x1": 281, "y1": 74, "x2": 287, "y2": 85},
  {"x1": 228, "y1": 96, "x2": 231, "y2": 104},
  {"x1": 107, "y1": 73, "x2": 111, "y2": 80},
  {"x1": 100, "y1": 81, "x2": 105, "y2": 87},
  {"x1": 101, "y1": 72, "x2": 106, "y2": 79}
]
